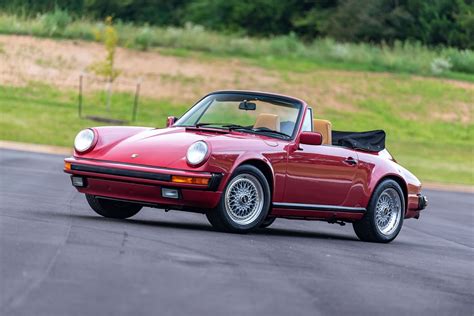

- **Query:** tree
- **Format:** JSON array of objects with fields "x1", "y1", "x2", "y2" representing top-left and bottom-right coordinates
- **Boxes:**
[{"x1": 89, "y1": 16, "x2": 120, "y2": 112}]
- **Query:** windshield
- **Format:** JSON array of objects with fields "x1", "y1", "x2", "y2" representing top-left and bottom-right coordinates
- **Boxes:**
[{"x1": 175, "y1": 93, "x2": 303, "y2": 139}]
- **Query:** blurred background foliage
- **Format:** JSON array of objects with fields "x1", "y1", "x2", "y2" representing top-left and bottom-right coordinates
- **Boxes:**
[
  {"x1": 0, "y1": 0, "x2": 472, "y2": 185},
  {"x1": 1, "y1": 0, "x2": 472, "y2": 49}
]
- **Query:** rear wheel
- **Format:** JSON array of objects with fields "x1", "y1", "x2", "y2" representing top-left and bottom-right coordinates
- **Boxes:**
[
  {"x1": 353, "y1": 180, "x2": 405, "y2": 243},
  {"x1": 206, "y1": 165, "x2": 271, "y2": 233},
  {"x1": 86, "y1": 194, "x2": 142, "y2": 219}
]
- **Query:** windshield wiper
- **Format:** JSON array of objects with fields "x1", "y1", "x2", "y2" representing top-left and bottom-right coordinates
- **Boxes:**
[
  {"x1": 194, "y1": 123, "x2": 228, "y2": 128},
  {"x1": 222, "y1": 124, "x2": 253, "y2": 130},
  {"x1": 252, "y1": 127, "x2": 291, "y2": 139},
  {"x1": 195, "y1": 123, "x2": 253, "y2": 131},
  {"x1": 225, "y1": 125, "x2": 290, "y2": 139},
  {"x1": 193, "y1": 123, "x2": 290, "y2": 139}
]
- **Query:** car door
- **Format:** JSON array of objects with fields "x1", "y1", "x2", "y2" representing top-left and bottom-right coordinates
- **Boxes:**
[{"x1": 284, "y1": 144, "x2": 359, "y2": 206}]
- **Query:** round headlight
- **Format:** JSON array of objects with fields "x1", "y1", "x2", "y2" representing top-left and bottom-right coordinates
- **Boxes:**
[
  {"x1": 186, "y1": 141, "x2": 209, "y2": 166},
  {"x1": 74, "y1": 129, "x2": 95, "y2": 152}
]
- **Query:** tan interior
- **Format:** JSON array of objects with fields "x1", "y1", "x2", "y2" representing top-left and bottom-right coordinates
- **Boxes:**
[
  {"x1": 313, "y1": 119, "x2": 332, "y2": 145},
  {"x1": 254, "y1": 113, "x2": 281, "y2": 131}
]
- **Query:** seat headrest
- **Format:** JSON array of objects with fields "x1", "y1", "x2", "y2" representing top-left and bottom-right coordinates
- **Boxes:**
[
  {"x1": 313, "y1": 119, "x2": 332, "y2": 145},
  {"x1": 254, "y1": 113, "x2": 280, "y2": 131}
]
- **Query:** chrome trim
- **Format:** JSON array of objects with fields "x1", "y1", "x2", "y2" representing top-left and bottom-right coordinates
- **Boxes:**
[
  {"x1": 272, "y1": 202, "x2": 366, "y2": 213},
  {"x1": 224, "y1": 174, "x2": 264, "y2": 225},
  {"x1": 375, "y1": 188, "x2": 402, "y2": 235}
]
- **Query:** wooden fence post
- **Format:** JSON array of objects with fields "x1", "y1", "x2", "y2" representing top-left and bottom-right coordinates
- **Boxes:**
[
  {"x1": 78, "y1": 73, "x2": 83, "y2": 118},
  {"x1": 132, "y1": 78, "x2": 142, "y2": 122}
]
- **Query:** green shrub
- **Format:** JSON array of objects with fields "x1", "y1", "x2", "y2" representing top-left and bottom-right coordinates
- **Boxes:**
[
  {"x1": 41, "y1": 8, "x2": 72, "y2": 36},
  {"x1": 268, "y1": 33, "x2": 304, "y2": 56},
  {"x1": 134, "y1": 25, "x2": 154, "y2": 51},
  {"x1": 431, "y1": 57, "x2": 452, "y2": 75},
  {"x1": 445, "y1": 49, "x2": 474, "y2": 74}
]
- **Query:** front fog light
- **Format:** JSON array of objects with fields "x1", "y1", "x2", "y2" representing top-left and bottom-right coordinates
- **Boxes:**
[
  {"x1": 162, "y1": 188, "x2": 180, "y2": 199},
  {"x1": 71, "y1": 176, "x2": 85, "y2": 187}
]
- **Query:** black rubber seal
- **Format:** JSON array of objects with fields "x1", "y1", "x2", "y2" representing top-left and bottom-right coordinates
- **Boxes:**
[{"x1": 71, "y1": 164, "x2": 172, "y2": 182}]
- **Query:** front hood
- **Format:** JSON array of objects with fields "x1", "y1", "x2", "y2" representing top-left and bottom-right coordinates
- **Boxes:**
[{"x1": 82, "y1": 127, "x2": 279, "y2": 169}]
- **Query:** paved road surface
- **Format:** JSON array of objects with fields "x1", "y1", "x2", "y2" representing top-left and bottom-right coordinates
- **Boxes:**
[{"x1": 1, "y1": 149, "x2": 472, "y2": 315}]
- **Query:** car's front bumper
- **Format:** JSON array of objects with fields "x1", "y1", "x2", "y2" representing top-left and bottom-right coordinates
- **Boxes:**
[{"x1": 64, "y1": 157, "x2": 223, "y2": 211}]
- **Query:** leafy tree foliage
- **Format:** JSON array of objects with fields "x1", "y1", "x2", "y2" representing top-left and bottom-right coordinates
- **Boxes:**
[
  {"x1": 0, "y1": 0, "x2": 472, "y2": 48},
  {"x1": 88, "y1": 16, "x2": 120, "y2": 111},
  {"x1": 89, "y1": 16, "x2": 120, "y2": 82},
  {"x1": 295, "y1": 0, "x2": 473, "y2": 49}
]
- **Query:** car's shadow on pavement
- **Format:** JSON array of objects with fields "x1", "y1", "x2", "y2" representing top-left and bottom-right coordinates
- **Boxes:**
[
  {"x1": 61, "y1": 212, "x2": 359, "y2": 242},
  {"x1": 253, "y1": 227, "x2": 358, "y2": 242}
]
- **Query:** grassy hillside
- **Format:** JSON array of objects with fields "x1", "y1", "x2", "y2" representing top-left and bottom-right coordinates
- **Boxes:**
[
  {"x1": 0, "y1": 79, "x2": 472, "y2": 185},
  {"x1": 0, "y1": 13, "x2": 473, "y2": 82},
  {"x1": 0, "y1": 29, "x2": 472, "y2": 186}
]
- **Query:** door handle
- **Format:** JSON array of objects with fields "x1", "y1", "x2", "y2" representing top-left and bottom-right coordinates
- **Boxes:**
[{"x1": 344, "y1": 157, "x2": 358, "y2": 165}]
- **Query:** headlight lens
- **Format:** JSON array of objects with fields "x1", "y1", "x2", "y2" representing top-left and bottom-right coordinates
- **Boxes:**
[
  {"x1": 74, "y1": 129, "x2": 95, "y2": 152},
  {"x1": 186, "y1": 141, "x2": 208, "y2": 165}
]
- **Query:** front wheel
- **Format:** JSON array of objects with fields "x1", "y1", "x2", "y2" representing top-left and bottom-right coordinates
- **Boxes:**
[
  {"x1": 86, "y1": 194, "x2": 142, "y2": 219},
  {"x1": 352, "y1": 179, "x2": 405, "y2": 243},
  {"x1": 206, "y1": 165, "x2": 271, "y2": 233},
  {"x1": 260, "y1": 217, "x2": 276, "y2": 228}
]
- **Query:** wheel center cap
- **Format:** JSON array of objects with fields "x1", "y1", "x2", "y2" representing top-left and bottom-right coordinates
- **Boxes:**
[{"x1": 241, "y1": 196, "x2": 249, "y2": 204}]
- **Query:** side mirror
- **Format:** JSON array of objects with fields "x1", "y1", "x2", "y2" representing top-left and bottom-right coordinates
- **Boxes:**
[
  {"x1": 166, "y1": 116, "x2": 178, "y2": 127},
  {"x1": 299, "y1": 131, "x2": 322, "y2": 146}
]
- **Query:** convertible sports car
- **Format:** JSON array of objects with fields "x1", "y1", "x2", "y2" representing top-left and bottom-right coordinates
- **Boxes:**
[{"x1": 64, "y1": 90, "x2": 427, "y2": 243}]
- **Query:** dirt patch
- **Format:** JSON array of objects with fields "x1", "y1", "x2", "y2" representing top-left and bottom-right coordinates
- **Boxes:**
[
  {"x1": 0, "y1": 34, "x2": 472, "y2": 121},
  {"x1": 443, "y1": 79, "x2": 474, "y2": 91},
  {"x1": 0, "y1": 35, "x2": 281, "y2": 104},
  {"x1": 0, "y1": 35, "x2": 363, "y2": 112},
  {"x1": 432, "y1": 102, "x2": 472, "y2": 124}
]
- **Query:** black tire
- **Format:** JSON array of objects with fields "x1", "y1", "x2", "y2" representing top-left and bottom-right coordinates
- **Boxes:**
[
  {"x1": 260, "y1": 217, "x2": 276, "y2": 228},
  {"x1": 206, "y1": 165, "x2": 271, "y2": 233},
  {"x1": 86, "y1": 194, "x2": 142, "y2": 219},
  {"x1": 352, "y1": 179, "x2": 405, "y2": 243}
]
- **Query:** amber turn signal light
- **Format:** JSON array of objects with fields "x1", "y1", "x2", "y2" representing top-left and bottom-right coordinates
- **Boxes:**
[
  {"x1": 64, "y1": 162, "x2": 71, "y2": 171},
  {"x1": 171, "y1": 175, "x2": 209, "y2": 185}
]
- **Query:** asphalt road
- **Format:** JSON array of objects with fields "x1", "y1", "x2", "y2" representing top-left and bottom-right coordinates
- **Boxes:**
[{"x1": 0, "y1": 149, "x2": 473, "y2": 316}]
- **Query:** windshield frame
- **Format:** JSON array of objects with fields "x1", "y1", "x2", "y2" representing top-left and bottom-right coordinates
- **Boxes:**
[{"x1": 174, "y1": 91, "x2": 306, "y2": 141}]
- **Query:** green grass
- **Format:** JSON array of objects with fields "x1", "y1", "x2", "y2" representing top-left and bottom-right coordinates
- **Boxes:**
[
  {"x1": 0, "y1": 83, "x2": 472, "y2": 185},
  {"x1": 0, "y1": 83, "x2": 189, "y2": 147},
  {"x1": 0, "y1": 13, "x2": 473, "y2": 81},
  {"x1": 312, "y1": 73, "x2": 473, "y2": 185}
]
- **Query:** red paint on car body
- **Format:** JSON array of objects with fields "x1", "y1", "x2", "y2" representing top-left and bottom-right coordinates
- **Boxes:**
[{"x1": 65, "y1": 90, "x2": 425, "y2": 222}]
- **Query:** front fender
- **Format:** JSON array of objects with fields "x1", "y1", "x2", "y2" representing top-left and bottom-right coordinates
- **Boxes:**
[
  {"x1": 208, "y1": 149, "x2": 285, "y2": 200},
  {"x1": 74, "y1": 126, "x2": 153, "y2": 158}
]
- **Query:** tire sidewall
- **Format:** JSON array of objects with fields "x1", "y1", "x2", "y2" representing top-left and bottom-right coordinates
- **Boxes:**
[
  {"x1": 260, "y1": 216, "x2": 276, "y2": 228},
  {"x1": 217, "y1": 165, "x2": 271, "y2": 232},
  {"x1": 367, "y1": 180, "x2": 405, "y2": 242}
]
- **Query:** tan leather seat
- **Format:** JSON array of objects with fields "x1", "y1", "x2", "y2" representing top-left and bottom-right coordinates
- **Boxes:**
[
  {"x1": 313, "y1": 119, "x2": 332, "y2": 145},
  {"x1": 254, "y1": 113, "x2": 280, "y2": 131}
]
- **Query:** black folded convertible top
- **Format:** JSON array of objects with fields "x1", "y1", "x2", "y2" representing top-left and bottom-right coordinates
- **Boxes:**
[{"x1": 332, "y1": 130, "x2": 386, "y2": 152}]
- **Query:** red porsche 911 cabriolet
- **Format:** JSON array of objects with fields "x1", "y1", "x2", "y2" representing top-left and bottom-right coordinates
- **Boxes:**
[{"x1": 64, "y1": 90, "x2": 427, "y2": 243}]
